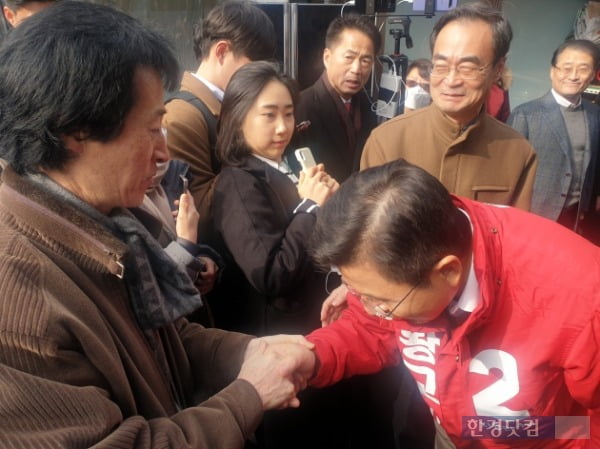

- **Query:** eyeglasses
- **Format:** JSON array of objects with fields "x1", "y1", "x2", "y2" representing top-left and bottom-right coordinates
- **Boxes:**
[
  {"x1": 553, "y1": 65, "x2": 594, "y2": 78},
  {"x1": 405, "y1": 79, "x2": 430, "y2": 89},
  {"x1": 346, "y1": 280, "x2": 420, "y2": 321},
  {"x1": 325, "y1": 267, "x2": 419, "y2": 321},
  {"x1": 429, "y1": 63, "x2": 490, "y2": 80},
  {"x1": 370, "y1": 283, "x2": 419, "y2": 320}
]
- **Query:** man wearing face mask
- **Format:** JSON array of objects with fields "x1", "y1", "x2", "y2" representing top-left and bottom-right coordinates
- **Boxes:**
[
  {"x1": 289, "y1": 14, "x2": 381, "y2": 183},
  {"x1": 361, "y1": 2, "x2": 536, "y2": 210},
  {"x1": 404, "y1": 58, "x2": 432, "y2": 112}
]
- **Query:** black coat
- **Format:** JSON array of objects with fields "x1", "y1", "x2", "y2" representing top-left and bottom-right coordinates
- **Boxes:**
[
  {"x1": 209, "y1": 156, "x2": 327, "y2": 335},
  {"x1": 289, "y1": 74, "x2": 378, "y2": 183}
]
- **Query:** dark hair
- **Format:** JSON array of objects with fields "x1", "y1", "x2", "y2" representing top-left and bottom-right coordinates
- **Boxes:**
[
  {"x1": 217, "y1": 61, "x2": 298, "y2": 167},
  {"x1": 430, "y1": 2, "x2": 512, "y2": 65},
  {"x1": 552, "y1": 39, "x2": 600, "y2": 70},
  {"x1": 192, "y1": 0, "x2": 276, "y2": 62},
  {"x1": 3, "y1": 0, "x2": 57, "y2": 7},
  {"x1": 1, "y1": 0, "x2": 57, "y2": 30},
  {"x1": 0, "y1": 0, "x2": 179, "y2": 174},
  {"x1": 325, "y1": 13, "x2": 382, "y2": 55},
  {"x1": 310, "y1": 160, "x2": 472, "y2": 285},
  {"x1": 407, "y1": 58, "x2": 432, "y2": 81}
]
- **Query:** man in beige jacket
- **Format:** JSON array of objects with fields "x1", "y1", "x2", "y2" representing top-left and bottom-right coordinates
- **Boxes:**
[{"x1": 361, "y1": 2, "x2": 536, "y2": 210}]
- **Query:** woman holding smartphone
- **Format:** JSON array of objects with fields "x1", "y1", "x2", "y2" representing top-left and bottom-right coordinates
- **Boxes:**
[
  {"x1": 210, "y1": 61, "x2": 339, "y2": 337},
  {"x1": 210, "y1": 60, "x2": 348, "y2": 449}
]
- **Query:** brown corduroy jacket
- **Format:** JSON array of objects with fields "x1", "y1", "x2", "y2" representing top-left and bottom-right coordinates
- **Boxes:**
[{"x1": 0, "y1": 166, "x2": 262, "y2": 449}]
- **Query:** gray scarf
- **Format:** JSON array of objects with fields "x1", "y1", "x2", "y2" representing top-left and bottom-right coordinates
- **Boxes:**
[{"x1": 28, "y1": 173, "x2": 203, "y2": 330}]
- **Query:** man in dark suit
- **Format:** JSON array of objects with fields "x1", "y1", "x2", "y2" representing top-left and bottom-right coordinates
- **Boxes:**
[
  {"x1": 508, "y1": 39, "x2": 600, "y2": 244},
  {"x1": 290, "y1": 13, "x2": 380, "y2": 183},
  {"x1": 289, "y1": 15, "x2": 435, "y2": 449}
]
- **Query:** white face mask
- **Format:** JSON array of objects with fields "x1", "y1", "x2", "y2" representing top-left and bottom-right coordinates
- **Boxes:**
[{"x1": 404, "y1": 84, "x2": 431, "y2": 110}]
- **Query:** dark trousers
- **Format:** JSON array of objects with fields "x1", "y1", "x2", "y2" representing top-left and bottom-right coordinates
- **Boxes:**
[
  {"x1": 557, "y1": 204, "x2": 600, "y2": 246},
  {"x1": 259, "y1": 364, "x2": 435, "y2": 449}
]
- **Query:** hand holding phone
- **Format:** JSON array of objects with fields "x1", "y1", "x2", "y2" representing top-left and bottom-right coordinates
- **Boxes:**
[{"x1": 295, "y1": 147, "x2": 317, "y2": 172}]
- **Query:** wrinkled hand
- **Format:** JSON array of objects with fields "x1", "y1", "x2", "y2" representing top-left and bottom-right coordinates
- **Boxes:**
[
  {"x1": 196, "y1": 256, "x2": 218, "y2": 294},
  {"x1": 174, "y1": 191, "x2": 200, "y2": 243},
  {"x1": 240, "y1": 336, "x2": 316, "y2": 410},
  {"x1": 297, "y1": 164, "x2": 339, "y2": 206},
  {"x1": 321, "y1": 284, "x2": 349, "y2": 327}
]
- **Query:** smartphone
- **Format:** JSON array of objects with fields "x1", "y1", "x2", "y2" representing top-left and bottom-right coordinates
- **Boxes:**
[
  {"x1": 179, "y1": 174, "x2": 189, "y2": 193},
  {"x1": 295, "y1": 147, "x2": 317, "y2": 172}
]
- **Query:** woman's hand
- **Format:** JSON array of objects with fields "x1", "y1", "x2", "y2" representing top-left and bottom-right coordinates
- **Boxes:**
[{"x1": 297, "y1": 164, "x2": 339, "y2": 206}]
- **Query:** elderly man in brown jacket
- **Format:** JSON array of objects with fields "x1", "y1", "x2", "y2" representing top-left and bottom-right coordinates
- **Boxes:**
[
  {"x1": 0, "y1": 3, "x2": 315, "y2": 448},
  {"x1": 361, "y1": 2, "x2": 536, "y2": 210}
]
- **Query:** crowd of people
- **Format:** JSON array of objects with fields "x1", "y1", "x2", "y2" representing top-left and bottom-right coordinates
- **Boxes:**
[{"x1": 0, "y1": 1, "x2": 599, "y2": 449}]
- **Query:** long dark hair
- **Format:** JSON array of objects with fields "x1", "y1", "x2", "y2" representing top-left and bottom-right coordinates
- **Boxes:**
[{"x1": 217, "y1": 61, "x2": 298, "y2": 167}]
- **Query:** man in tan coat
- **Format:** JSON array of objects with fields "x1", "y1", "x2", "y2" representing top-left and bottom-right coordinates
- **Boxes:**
[
  {"x1": 162, "y1": 0, "x2": 276, "y2": 223},
  {"x1": 361, "y1": 2, "x2": 536, "y2": 210}
]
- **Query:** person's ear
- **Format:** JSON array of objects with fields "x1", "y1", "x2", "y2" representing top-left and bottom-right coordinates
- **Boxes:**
[
  {"x1": 493, "y1": 57, "x2": 506, "y2": 84},
  {"x1": 3, "y1": 6, "x2": 17, "y2": 27},
  {"x1": 430, "y1": 255, "x2": 463, "y2": 289},
  {"x1": 323, "y1": 48, "x2": 331, "y2": 70},
  {"x1": 213, "y1": 40, "x2": 231, "y2": 65}
]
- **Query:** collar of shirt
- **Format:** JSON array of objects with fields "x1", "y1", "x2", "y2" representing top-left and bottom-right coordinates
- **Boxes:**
[
  {"x1": 551, "y1": 88, "x2": 581, "y2": 109},
  {"x1": 191, "y1": 72, "x2": 225, "y2": 102},
  {"x1": 252, "y1": 154, "x2": 299, "y2": 183},
  {"x1": 447, "y1": 209, "x2": 480, "y2": 317}
]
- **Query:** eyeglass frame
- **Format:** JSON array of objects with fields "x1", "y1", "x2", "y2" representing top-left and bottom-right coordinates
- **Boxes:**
[
  {"x1": 552, "y1": 64, "x2": 594, "y2": 78},
  {"x1": 369, "y1": 283, "x2": 420, "y2": 320},
  {"x1": 326, "y1": 267, "x2": 420, "y2": 321},
  {"x1": 429, "y1": 62, "x2": 491, "y2": 80}
]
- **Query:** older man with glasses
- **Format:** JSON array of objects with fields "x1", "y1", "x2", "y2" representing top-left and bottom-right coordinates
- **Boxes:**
[
  {"x1": 508, "y1": 39, "x2": 600, "y2": 245},
  {"x1": 360, "y1": 1, "x2": 536, "y2": 211}
]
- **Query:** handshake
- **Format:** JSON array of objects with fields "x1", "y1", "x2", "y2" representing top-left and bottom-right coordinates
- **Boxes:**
[{"x1": 238, "y1": 335, "x2": 317, "y2": 410}]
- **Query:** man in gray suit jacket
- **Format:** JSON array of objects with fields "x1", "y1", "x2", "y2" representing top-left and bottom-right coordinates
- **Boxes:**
[{"x1": 508, "y1": 39, "x2": 600, "y2": 244}]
